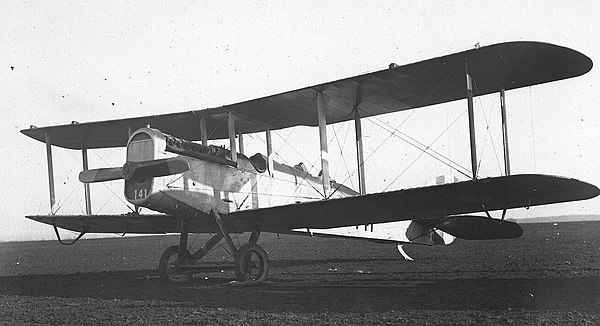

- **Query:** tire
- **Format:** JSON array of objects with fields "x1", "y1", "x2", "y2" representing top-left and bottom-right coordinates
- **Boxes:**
[
  {"x1": 158, "y1": 245, "x2": 192, "y2": 283},
  {"x1": 234, "y1": 243, "x2": 269, "y2": 282}
]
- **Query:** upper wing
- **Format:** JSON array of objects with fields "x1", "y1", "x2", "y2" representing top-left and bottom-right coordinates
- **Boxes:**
[{"x1": 21, "y1": 41, "x2": 592, "y2": 150}]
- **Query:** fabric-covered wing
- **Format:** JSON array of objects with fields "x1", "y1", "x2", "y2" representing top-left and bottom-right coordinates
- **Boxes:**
[
  {"x1": 230, "y1": 174, "x2": 600, "y2": 231},
  {"x1": 21, "y1": 41, "x2": 592, "y2": 149},
  {"x1": 26, "y1": 213, "x2": 246, "y2": 234},
  {"x1": 29, "y1": 174, "x2": 599, "y2": 234}
]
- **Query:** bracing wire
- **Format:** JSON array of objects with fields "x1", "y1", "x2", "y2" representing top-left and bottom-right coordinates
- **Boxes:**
[
  {"x1": 328, "y1": 110, "x2": 418, "y2": 189},
  {"x1": 206, "y1": 114, "x2": 226, "y2": 140},
  {"x1": 90, "y1": 150, "x2": 136, "y2": 211},
  {"x1": 472, "y1": 78, "x2": 504, "y2": 178},
  {"x1": 475, "y1": 97, "x2": 503, "y2": 178},
  {"x1": 371, "y1": 113, "x2": 472, "y2": 182},
  {"x1": 380, "y1": 111, "x2": 472, "y2": 191},
  {"x1": 331, "y1": 122, "x2": 355, "y2": 189},
  {"x1": 253, "y1": 128, "x2": 326, "y2": 198},
  {"x1": 49, "y1": 179, "x2": 80, "y2": 215},
  {"x1": 329, "y1": 69, "x2": 461, "y2": 189},
  {"x1": 60, "y1": 148, "x2": 131, "y2": 214}
]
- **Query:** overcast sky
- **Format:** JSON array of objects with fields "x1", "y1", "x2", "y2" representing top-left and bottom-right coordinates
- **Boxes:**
[{"x1": 2, "y1": 1, "x2": 599, "y2": 241}]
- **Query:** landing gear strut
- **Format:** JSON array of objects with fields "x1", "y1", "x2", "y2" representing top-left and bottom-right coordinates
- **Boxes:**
[{"x1": 158, "y1": 211, "x2": 269, "y2": 284}]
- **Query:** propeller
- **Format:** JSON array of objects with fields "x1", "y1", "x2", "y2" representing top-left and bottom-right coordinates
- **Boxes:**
[{"x1": 79, "y1": 158, "x2": 190, "y2": 183}]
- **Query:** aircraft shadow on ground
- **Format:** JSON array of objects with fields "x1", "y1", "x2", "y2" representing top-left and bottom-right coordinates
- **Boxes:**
[
  {"x1": 2, "y1": 262, "x2": 598, "y2": 313},
  {"x1": 0, "y1": 269, "x2": 473, "y2": 313}
]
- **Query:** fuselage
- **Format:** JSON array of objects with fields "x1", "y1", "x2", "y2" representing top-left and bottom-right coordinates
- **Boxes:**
[
  {"x1": 120, "y1": 127, "x2": 454, "y2": 246},
  {"x1": 124, "y1": 127, "x2": 357, "y2": 216}
]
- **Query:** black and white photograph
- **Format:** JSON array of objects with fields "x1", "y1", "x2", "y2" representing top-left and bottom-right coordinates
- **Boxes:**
[{"x1": 1, "y1": 1, "x2": 599, "y2": 324}]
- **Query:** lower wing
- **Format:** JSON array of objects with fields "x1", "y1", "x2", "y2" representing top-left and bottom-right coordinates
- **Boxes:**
[
  {"x1": 28, "y1": 174, "x2": 599, "y2": 236},
  {"x1": 233, "y1": 174, "x2": 599, "y2": 230}
]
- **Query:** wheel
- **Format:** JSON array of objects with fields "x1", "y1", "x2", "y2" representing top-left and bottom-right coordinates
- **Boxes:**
[
  {"x1": 234, "y1": 243, "x2": 269, "y2": 282},
  {"x1": 158, "y1": 245, "x2": 192, "y2": 283}
]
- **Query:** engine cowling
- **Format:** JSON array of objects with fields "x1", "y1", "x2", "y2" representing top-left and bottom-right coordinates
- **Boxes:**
[{"x1": 124, "y1": 128, "x2": 169, "y2": 204}]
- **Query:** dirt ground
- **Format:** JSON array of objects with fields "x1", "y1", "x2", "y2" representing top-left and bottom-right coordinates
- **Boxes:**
[{"x1": 1, "y1": 221, "x2": 599, "y2": 325}]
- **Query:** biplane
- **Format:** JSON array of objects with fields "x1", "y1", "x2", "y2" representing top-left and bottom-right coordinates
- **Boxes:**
[{"x1": 22, "y1": 41, "x2": 599, "y2": 283}]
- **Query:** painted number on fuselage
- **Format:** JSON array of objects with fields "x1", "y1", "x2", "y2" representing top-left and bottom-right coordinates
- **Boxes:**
[{"x1": 134, "y1": 188, "x2": 148, "y2": 200}]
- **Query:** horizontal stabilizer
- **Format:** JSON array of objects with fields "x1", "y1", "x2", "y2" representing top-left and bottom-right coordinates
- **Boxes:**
[{"x1": 434, "y1": 216, "x2": 523, "y2": 240}]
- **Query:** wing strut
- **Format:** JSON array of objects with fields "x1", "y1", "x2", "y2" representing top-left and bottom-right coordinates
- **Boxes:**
[
  {"x1": 500, "y1": 89, "x2": 511, "y2": 176},
  {"x1": 317, "y1": 91, "x2": 330, "y2": 196},
  {"x1": 238, "y1": 133, "x2": 245, "y2": 155},
  {"x1": 82, "y1": 144, "x2": 92, "y2": 215},
  {"x1": 266, "y1": 128, "x2": 274, "y2": 176},
  {"x1": 45, "y1": 132, "x2": 56, "y2": 213},
  {"x1": 465, "y1": 60, "x2": 478, "y2": 180},
  {"x1": 228, "y1": 112, "x2": 237, "y2": 162},
  {"x1": 199, "y1": 116, "x2": 208, "y2": 146},
  {"x1": 52, "y1": 219, "x2": 86, "y2": 245},
  {"x1": 353, "y1": 84, "x2": 367, "y2": 195}
]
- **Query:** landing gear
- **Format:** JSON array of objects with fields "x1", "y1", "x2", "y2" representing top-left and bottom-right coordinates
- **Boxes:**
[
  {"x1": 235, "y1": 243, "x2": 269, "y2": 282},
  {"x1": 158, "y1": 211, "x2": 269, "y2": 284},
  {"x1": 158, "y1": 245, "x2": 192, "y2": 283}
]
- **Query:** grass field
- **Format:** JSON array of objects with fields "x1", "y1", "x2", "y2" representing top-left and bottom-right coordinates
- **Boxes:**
[{"x1": 1, "y1": 221, "x2": 599, "y2": 325}]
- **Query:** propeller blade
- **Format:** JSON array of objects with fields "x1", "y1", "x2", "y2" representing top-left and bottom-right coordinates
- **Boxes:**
[
  {"x1": 125, "y1": 158, "x2": 190, "y2": 181},
  {"x1": 79, "y1": 158, "x2": 189, "y2": 183},
  {"x1": 79, "y1": 167, "x2": 124, "y2": 183}
]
